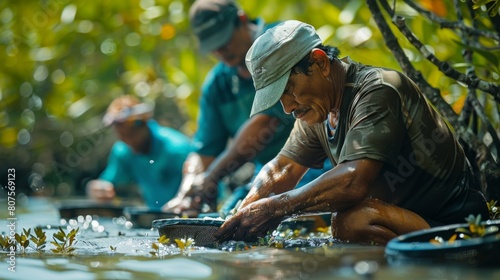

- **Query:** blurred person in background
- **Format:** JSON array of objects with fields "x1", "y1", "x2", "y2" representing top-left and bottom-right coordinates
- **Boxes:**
[{"x1": 86, "y1": 95, "x2": 194, "y2": 211}]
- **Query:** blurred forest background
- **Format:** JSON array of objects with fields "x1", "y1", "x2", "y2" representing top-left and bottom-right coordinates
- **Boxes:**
[{"x1": 0, "y1": 0, "x2": 499, "y2": 201}]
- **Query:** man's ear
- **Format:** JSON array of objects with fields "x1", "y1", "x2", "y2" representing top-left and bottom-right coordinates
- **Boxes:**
[{"x1": 310, "y1": 48, "x2": 331, "y2": 77}]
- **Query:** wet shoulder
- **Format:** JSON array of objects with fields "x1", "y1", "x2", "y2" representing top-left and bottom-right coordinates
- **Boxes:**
[
  {"x1": 155, "y1": 125, "x2": 191, "y2": 147},
  {"x1": 356, "y1": 64, "x2": 411, "y2": 91},
  {"x1": 110, "y1": 141, "x2": 132, "y2": 158}
]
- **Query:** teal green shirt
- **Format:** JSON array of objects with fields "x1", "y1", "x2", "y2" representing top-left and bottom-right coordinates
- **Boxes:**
[
  {"x1": 100, "y1": 120, "x2": 194, "y2": 210},
  {"x1": 193, "y1": 20, "x2": 291, "y2": 165}
]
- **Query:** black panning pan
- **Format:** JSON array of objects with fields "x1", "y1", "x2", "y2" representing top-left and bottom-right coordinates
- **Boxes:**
[
  {"x1": 385, "y1": 219, "x2": 500, "y2": 266},
  {"x1": 152, "y1": 218, "x2": 224, "y2": 247},
  {"x1": 124, "y1": 207, "x2": 179, "y2": 228},
  {"x1": 58, "y1": 204, "x2": 125, "y2": 219}
]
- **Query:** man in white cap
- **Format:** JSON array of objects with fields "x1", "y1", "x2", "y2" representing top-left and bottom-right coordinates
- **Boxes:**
[
  {"x1": 214, "y1": 20, "x2": 489, "y2": 245},
  {"x1": 165, "y1": 1, "x2": 331, "y2": 215},
  {"x1": 86, "y1": 95, "x2": 194, "y2": 211}
]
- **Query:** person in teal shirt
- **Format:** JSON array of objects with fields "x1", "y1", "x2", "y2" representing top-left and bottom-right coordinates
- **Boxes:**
[
  {"x1": 86, "y1": 95, "x2": 194, "y2": 211},
  {"x1": 164, "y1": 0, "x2": 331, "y2": 215}
]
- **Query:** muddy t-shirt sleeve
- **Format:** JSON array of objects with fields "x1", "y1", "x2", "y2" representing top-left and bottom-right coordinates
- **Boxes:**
[{"x1": 279, "y1": 120, "x2": 327, "y2": 169}]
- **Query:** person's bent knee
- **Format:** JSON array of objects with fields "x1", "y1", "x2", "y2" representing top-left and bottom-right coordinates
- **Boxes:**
[{"x1": 330, "y1": 198, "x2": 427, "y2": 245}]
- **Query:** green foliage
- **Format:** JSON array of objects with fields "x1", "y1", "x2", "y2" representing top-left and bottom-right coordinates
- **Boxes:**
[
  {"x1": 0, "y1": 234, "x2": 12, "y2": 250},
  {"x1": 455, "y1": 214, "x2": 499, "y2": 239},
  {"x1": 174, "y1": 236, "x2": 194, "y2": 255},
  {"x1": 30, "y1": 226, "x2": 48, "y2": 253},
  {"x1": 150, "y1": 234, "x2": 170, "y2": 257},
  {"x1": 431, "y1": 214, "x2": 499, "y2": 245},
  {"x1": 14, "y1": 228, "x2": 31, "y2": 253},
  {"x1": 472, "y1": 0, "x2": 500, "y2": 16},
  {"x1": 51, "y1": 227, "x2": 79, "y2": 255},
  {"x1": 487, "y1": 200, "x2": 499, "y2": 219}
]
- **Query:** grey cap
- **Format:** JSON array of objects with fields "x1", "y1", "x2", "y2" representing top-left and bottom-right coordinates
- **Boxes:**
[
  {"x1": 246, "y1": 20, "x2": 322, "y2": 117},
  {"x1": 189, "y1": 0, "x2": 239, "y2": 54}
]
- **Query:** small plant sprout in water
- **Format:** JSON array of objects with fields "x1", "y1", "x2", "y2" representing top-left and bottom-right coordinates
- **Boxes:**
[
  {"x1": 430, "y1": 214, "x2": 499, "y2": 245},
  {"x1": 150, "y1": 235, "x2": 170, "y2": 258},
  {"x1": 14, "y1": 228, "x2": 31, "y2": 253},
  {"x1": 51, "y1": 227, "x2": 79, "y2": 255},
  {"x1": 175, "y1": 237, "x2": 195, "y2": 255},
  {"x1": 30, "y1": 227, "x2": 47, "y2": 253},
  {"x1": 0, "y1": 234, "x2": 11, "y2": 250},
  {"x1": 488, "y1": 200, "x2": 498, "y2": 219},
  {"x1": 456, "y1": 214, "x2": 499, "y2": 239}
]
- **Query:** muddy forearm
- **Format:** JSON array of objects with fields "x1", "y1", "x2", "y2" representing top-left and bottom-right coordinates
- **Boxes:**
[
  {"x1": 240, "y1": 156, "x2": 307, "y2": 209},
  {"x1": 271, "y1": 160, "x2": 377, "y2": 217}
]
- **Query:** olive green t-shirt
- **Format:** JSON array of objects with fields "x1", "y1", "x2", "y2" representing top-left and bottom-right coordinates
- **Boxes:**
[{"x1": 280, "y1": 58, "x2": 470, "y2": 222}]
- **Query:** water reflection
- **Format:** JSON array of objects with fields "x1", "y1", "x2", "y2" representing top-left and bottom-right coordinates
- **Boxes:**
[{"x1": 1, "y1": 198, "x2": 499, "y2": 280}]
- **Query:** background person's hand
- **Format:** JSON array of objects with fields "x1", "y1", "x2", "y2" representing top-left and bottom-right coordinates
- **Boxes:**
[
  {"x1": 192, "y1": 173, "x2": 218, "y2": 212},
  {"x1": 162, "y1": 173, "x2": 216, "y2": 215},
  {"x1": 86, "y1": 180, "x2": 116, "y2": 202},
  {"x1": 214, "y1": 197, "x2": 285, "y2": 242}
]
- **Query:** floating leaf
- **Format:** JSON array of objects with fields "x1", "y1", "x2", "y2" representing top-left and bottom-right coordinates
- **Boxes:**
[
  {"x1": 448, "y1": 234, "x2": 457, "y2": 244},
  {"x1": 158, "y1": 235, "x2": 170, "y2": 244}
]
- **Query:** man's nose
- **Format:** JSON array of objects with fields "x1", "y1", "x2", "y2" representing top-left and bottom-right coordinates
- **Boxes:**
[{"x1": 279, "y1": 99, "x2": 296, "y2": 115}]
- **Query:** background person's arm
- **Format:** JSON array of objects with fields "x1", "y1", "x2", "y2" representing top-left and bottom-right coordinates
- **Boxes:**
[{"x1": 201, "y1": 114, "x2": 286, "y2": 191}]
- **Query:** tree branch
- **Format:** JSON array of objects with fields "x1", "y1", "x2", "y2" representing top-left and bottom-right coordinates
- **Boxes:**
[
  {"x1": 366, "y1": 0, "x2": 461, "y2": 127},
  {"x1": 403, "y1": 0, "x2": 500, "y2": 41},
  {"x1": 391, "y1": 15, "x2": 500, "y2": 100}
]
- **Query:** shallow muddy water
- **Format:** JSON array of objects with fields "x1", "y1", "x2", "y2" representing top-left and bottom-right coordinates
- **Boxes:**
[{"x1": 1, "y1": 197, "x2": 500, "y2": 280}]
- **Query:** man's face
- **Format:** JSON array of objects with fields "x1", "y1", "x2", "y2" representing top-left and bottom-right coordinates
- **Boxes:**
[
  {"x1": 113, "y1": 121, "x2": 149, "y2": 153},
  {"x1": 211, "y1": 23, "x2": 252, "y2": 67},
  {"x1": 279, "y1": 63, "x2": 332, "y2": 126}
]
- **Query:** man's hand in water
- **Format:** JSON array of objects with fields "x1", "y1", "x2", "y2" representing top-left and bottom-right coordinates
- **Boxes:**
[{"x1": 214, "y1": 197, "x2": 285, "y2": 242}]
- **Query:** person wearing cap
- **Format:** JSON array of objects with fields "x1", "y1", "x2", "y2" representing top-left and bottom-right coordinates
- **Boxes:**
[
  {"x1": 164, "y1": 0, "x2": 331, "y2": 215},
  {"x1": 214, "y1": 20, "x2": 489, "y2": 245},
  {"x1": 86, "y1": 95, "x2": 194, "y2": 211}
]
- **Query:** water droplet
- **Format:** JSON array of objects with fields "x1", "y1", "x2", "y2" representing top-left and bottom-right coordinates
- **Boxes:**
[{"x1": 125, "y1": 221, "x2": 133, "y2": 229}]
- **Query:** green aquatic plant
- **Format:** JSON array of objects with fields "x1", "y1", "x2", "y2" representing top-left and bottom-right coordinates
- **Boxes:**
[
  {"x1": 268, "y1": 229, "x2": 297, "y2": 249},
  {"x1": 150, "y1": 235, "x2": 170, "y2": 257},
  {"x1": 487, "y1": 200, "x2": 498, "y2": 219},
  {"x1": 429, "y1": 233, "x2": 458, "y2": 245},
  {"x1": 431, "y1": 214, "x2": 499, "y2": 245},
  {"x1": 175, "y1": 237, "x2": 195, "y2": 255},
  {"x1": 257, "y1": 235, "x2": 271, "y2": 246},
  {"x1": 0, "y1": 234, "x2": 12, "y2": 250},
  {"x1": 29, "y1": 227, "x2": 47, "y2": 253},
  {"x1": 455, "y1": 214, "x2": 499, "y2": 239},
  {"x1": 51, "y1": 227, "x2": 79, "y2": 255},
  {"x1": 14, "y1": 228, "x2": 31, "y2": 253}
]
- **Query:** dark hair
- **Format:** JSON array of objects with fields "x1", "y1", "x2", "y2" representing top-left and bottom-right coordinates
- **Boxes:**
[{"x1": 291, "y1": 44, "x2": 341, "y2": 76}]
